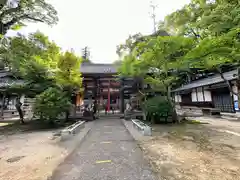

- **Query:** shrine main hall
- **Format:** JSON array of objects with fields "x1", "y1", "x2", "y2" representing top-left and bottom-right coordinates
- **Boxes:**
[{"x1": 75, "y1": 62, "x2": 142, "y2": 113}]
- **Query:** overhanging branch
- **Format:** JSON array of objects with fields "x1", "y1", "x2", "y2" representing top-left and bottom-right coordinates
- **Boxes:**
[
  {"x1": 1, "y1": 14, "x2": 44, "y2": 34},
  {"x1": 0, "y1": 4, "x2": 22, "y2": 20},
  {"x1": 23, "y1": 15, "x2": 44, "y2": 23}
]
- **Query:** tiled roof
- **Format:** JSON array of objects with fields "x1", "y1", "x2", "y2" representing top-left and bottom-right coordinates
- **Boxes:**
[
  {"x1": 0, "y1": 70, "x2": 12, "y2": 78},
  {"x1": 0, "y1": 70, "x2": 24, "y2": 88},
  {"x1": 173, "y1": 69, "x2": 238, "y2": 92},
  {"x1": 80, "y1": 63, "x2": 119, "y2": 74},
  {"x1": 0, "y1": 78, "x2": 25, "y2": 88}
]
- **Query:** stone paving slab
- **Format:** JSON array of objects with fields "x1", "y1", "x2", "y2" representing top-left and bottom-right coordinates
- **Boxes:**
[{"x1": 51, "y1": 118, "x2": 156, "y2": 180}]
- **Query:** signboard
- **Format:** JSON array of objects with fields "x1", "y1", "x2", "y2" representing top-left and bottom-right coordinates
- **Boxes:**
[{"x1": 234, "y1": 101, "x2": 239, "y2": 111}]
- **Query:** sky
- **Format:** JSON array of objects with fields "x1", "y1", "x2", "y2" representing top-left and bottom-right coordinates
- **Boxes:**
[{"x1": 7, "y1": 0, "x2": 191, "y2": 63}]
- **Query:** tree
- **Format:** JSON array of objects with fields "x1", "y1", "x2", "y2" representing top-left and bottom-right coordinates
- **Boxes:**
[
  {"x1": 34, "y1": 87, "x2": 72, "y2": 124},
  {"x1": 0, "y1": 31, "x2": 61, "y2": 122},
  {"x1": 0, "y1": 31, "x2": 60, "y2": 73},
  {"x1": 56, "y1": 51, "x2": 82, "y2": 120},
  {"x1": 165, "y1": 0, "x2": 240, "y2": 38},
  {"x1": 56, "y1": 51, "x2": 82, "y2": 89},
  {"x1": 164, "y1": 1, "x2": 204, "y2": 38},
  {"x1": 0, "y1": 0, "x2": 58, "y2": 35},
  {"x1": 116, "y1": 33, "x2": 143, "y2": 57},
  {"x1": 0, "y1": 31, "x2": 83, "y2": 123},
  {"x1": 165, "y1": 0, "x2": 240, "y2": 90},
  {"x1": 81, "y1": 46, "x2": 91, "y2": 63},
  {"x1": 118, "y1": 0, "x2": 240, "y2": 124},
  {"x1": 185, "y1": 28, "x2": 240, "y2": 96},
  {"x1": 116, "y1": 30, "x2": 169, "y2": 58},
  {"x1": 0, "y1": 31, "x2": 60, "y2": 96},
  {"x1": 119, "y1": 35, "x2": 195, "y2": 122}
]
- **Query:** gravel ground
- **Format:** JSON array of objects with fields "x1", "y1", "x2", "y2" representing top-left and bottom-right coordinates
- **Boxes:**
[
  {"x1": 139, "y1": 118, "x2": 240, "y2": 180},
  {"x1": 51, "y1": 118, "x2": 157, "y2": 180},
  {"x1": 0, "y1": 131, "x2": 68, "y2": 180},
  {"x1": 0, "y1": 121, "x2": 93, "y2": 180}
]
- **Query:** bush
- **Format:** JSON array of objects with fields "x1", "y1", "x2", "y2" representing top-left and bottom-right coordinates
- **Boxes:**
[
  {"x1": 34, "y1": 87, "x2": 72, "y2": 124},
  {"x1": 143, "y1": 96, "x2": 173, "y2": 123}
]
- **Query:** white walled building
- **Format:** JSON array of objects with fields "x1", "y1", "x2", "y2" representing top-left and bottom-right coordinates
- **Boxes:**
[{"x1": 173, "y1": 69, "x2": 239, "y2": 113}]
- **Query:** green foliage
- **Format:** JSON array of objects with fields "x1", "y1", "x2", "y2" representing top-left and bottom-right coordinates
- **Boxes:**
[
  {"x1": 0, "y1": 31, "x2": 60, "y2": 74},
  {"x1": 56, "y1": 51, "x2": 82, "y2": 91},
  {"x1": 185, "y1": 28, "x2": 240, "y2": 71},
  {"x1": 116, "y1": 33, "x2": 143, "y2": 57},
  {"x1": 117, "y1": 0, "x2": 240, "y2": 123},
  {"x1": 0, "y1": 0, "x2": 58, "y2": 35},
  {"x1": 0, "y1": 30, "x2": 82, "y2": 101},
  {"x1": 119, "y1": 36, "x2": 195, "y2": 92},
  {"x1": 0, "y1": 31, "x2": 62, "y2": 96},
  {"x1": 34, "y1": 87, "x2": 72, "y2": 123},
  {"x1": 143, "y1": 96, "x2": 172, "y2": 116},
  {"x1": 81, "y1": 46, "x2": 91, "y2": 63},
  {"x1": 165, "y1": 0, "x2": 240, "y2": 38},
  {"x1": 143, "y1": 96, "x2": 173, "y2": 123}
]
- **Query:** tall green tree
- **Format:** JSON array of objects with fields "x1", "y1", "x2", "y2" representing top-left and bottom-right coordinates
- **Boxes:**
[
  {"x1": 119, "y1": 36, "x2": 195, "y2": 122},
  {"x1": 165, "y1": 0, "x2": 240, "y2": 38},
  {"x1": 56, "y1": 51, "x2": 82, "y2": 89},
  {"x1": 0, "y1": 31, "x2": 60, "y2": 82},
  {"x1": 0, "y1": 0, "x2": 58, "y2": 35},
  {"x1": 0, "y1": 31, "x2": 61, "y2": 122},
  {"x1": 185, "y1": 28, "x2": 240, "y2": 95},
  {"x1": 56, "y1": 51, "x2": 82, "y2": 120},
  {"x1": 116, "y1": 33, "x2": 143, "y2": 57},
  {"x1": 81, "y1": 46, "x2": 91, "y2": 63},
  {"x1": 165, "y1": 0, "x2": 240, "y2": 87}
]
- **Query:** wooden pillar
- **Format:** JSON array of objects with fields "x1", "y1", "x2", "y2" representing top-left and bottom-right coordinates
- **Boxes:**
[
  {"x1": 120, "y1": 77, "x2": 125, "y2": 113},
  {"x1": 76, "y1": 93, "x2": 82, "y2": 106},
  {"x1": 107, "y1": 79, "x2": 111, "y2": 112}
]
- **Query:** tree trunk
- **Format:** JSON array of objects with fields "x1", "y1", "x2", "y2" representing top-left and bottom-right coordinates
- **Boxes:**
[
  {"x1": 15, "y1": 96, "x2": 24, "y2": 124},
  {"x1": 16, "y1": 107, "x2": 24, "y2": 124},
  {"x1": 218, "y1": 69, "x2": 239, "y2": 107},
  {"x1": 151, "y1": 113, "x2": 155, "y2": 124},
  {"x1": 65, "y1": 110, "x2": 69, "y2": 121},
  {"x1": 40, "y1": 112, "x2": 43, "y2": 120},
  {"x1": 1, "y1": 93, "x2": 6, "y2": 118},
  {"x1": 219, "y1": 71, "x2": 235, "y2": 95},
  {"x1": 166, "y1": 85, "x2": 179, "y2": 123}
]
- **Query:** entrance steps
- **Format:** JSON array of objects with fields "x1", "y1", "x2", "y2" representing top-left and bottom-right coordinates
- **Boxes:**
[{"x1": 98, "y1": 113, "x2": 123, "y2": 118}]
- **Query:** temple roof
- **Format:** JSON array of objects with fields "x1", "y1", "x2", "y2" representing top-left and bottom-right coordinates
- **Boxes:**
[
  {"x1": 172, "y1": 69, "x2": 238, "y2": 92},
  {"x1": 80, "y1": 63, "x2": 119, "y2": 74},
  {"x1": 0, "y1": 70, "x2": 13, "y2": 78},
  {"x1": 0, "y1": 70, "x2": 25, "y2": 89}
]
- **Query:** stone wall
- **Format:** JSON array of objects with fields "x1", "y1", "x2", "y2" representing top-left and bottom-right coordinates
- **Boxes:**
[{"x1": 175, "y1": 104, "x2": 203, "y2": 117}]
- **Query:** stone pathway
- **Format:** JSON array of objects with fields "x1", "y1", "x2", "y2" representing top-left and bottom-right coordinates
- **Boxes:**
[{"x1": 51, "y1": 118, "x2": 156, "y2": 180}]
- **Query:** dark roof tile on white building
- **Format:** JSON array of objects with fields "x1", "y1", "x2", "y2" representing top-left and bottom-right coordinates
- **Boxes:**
[{"x1": 173, "y1": 69, "x2": 238, "y2": 92}]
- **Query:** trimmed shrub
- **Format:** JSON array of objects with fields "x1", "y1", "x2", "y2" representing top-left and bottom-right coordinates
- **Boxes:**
[
  {"x1": 34, "y1": 87, "x2": 72, "y2": 124},
  {"x1": 143, "y1": 96, "x2": 173, "y2": 123}
]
